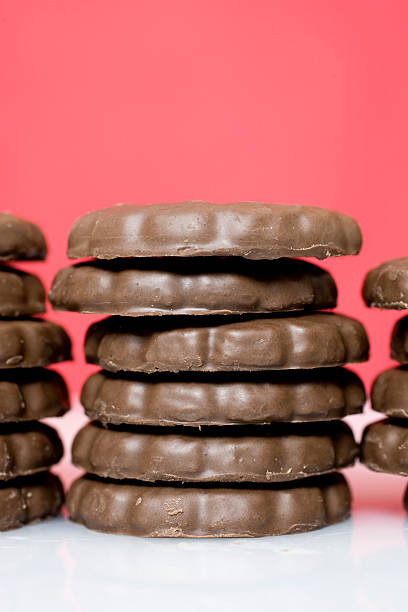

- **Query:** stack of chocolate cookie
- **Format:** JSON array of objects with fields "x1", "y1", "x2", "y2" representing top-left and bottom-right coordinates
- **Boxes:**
[
  {"x1": 0, "y1": 214, "x2": 71, "y2": 530},
  {"x1": 362, "y1": 258, "x2": 408, "y2": 510},
  {"x1": 50, "y1": 202, "x2": 368, "y2": 537}
]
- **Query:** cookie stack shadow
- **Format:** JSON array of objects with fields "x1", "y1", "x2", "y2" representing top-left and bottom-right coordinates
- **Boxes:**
[
  {"x1": 0, "y1": 214, "x2": 71, "y2": 531},
  {"x1": 362, "y1": 258, "x2": 408, "y2": 511},
  {"x1": 50, "y1": 202, "x2": 369, "y2": 537}
]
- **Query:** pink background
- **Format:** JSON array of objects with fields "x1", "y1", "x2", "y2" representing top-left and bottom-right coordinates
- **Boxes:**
[{"x1": 2, "y1": 0, "x2": 408, "y2": 506}]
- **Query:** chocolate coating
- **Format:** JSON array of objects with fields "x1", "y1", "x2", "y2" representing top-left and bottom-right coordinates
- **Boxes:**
[
  {"x1": 50, "y1": 257, "x2": 337, "y2": 316},
  {"x1": 371, "y1": 366, "x2": 408, "y2": 418},
  {"x1": 0, "y1": 472, "x2": 63, "y2": 531},
  {"x1": 82, "y1": 368, "x2": 365, "y2": 426},
  {"x1": 391, "y1": 316, "x2": 408, "y2": 364},
  {"x1": 0, "y1": 265, "x2": 45, "y2": 316},
  {"x1": 0, "y1": 422, "x2": 63, "y2": 480},
  {"x1": 0, "y1": 368, "x2": 69, "y2": 422},
  {"x1": 403, "y1": 485, "x2": 408, "y2": 514},
  {"x1": 66, "y1": 473, "x2": 351, "y2": 537},
  {"x1": 72, "y1": 421, "x2": 358, "y2": 483},
  {"x1": 361, "y1": 419, "x2": 408, "y2": 476},
  {"x1": 0, "y1": 213, "x2": 47, "y2": 261},
  {"x1": 67, "y1": 202, "x2": 362, "y2": 261},
  {"x1": 84, "y1": 313, "x2": 369, "y2": 373},
  {"x1": 363, "y1": 258, "x2": 408, "y2": 309},
  {"x1": 0, "y1": 318, "x2": 71, "y2": 368}
]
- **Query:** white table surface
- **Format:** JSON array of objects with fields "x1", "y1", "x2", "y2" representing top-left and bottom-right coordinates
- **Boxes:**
[{"x1": 1, "y1": 508, "x2": 407, "y2": 612}]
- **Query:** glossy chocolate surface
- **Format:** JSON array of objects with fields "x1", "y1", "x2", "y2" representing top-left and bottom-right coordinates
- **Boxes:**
[
  {"x1": 50, "y1": 257, "x2": 337, "y2": 316},
  {"x1": 84, "y1": 313, "x2": 369, "y2": 373},
  {"x1": 0, "y1": 214, "x2": 47, "y2": 261},
  {"x1": 67, "y1": 202, "x2": 362, "y2": 260},
  {"x1": 0, "y1": 368, "x2": 69, "y2": 422},
  {"x1": 0, "y1": 318, "x2": 71, "y2": 368},
  {"x1": 81, "y1": 368, "x2": 365, "y2": 426},
  {"x1": 363, "y1": 257, "x2": 408, "y2": 309},
  {"x1": 72, "y1": 421, "x2": 358, "y2": 483},
  {"x1": 0, "y1": 422, "x2": 63, "y2": 480},
  {"x1": 67, "y1": 473, "x2": 351, "y2": 537},
  {"x1": 0, "y1": 265, "x2": 45, "y2": 316},
  {"x1": 391, "y1": 316, "x2": 408, "y2": 364},
  {"x1": 361, "y1": 419, "x2": 408, "y2": 476},
  {"x1": 0, "y1": 472, "x2": 63, "y2": 531},
  {"x1": 371, "y1": 366, "x2": 408, "y2": 419}
]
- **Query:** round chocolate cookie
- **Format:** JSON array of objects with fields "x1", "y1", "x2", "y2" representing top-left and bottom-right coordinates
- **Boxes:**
[
  {"x1": 0, "y1": 213, "x2": 47, "y2": 261},
  {"x1": 50, "y1": 258, "x2": 337, "y2": 317},
  {"x1": 0, "y1": 265, "x2": 45, "y2": 316},
  {"x1": 0, "y1": 318, "x2": 71, "y2": 368},
  {"x1": 391, "y1": 316, "x2": 408, "y2": 364},
  {"x1": 81, "y1": 368, "x2": 365, "y2": 426},
  {"x1": 363, "y1": 258, "x2": 408, "y2": 309},
  {"x1": 0, "y1": 472, "x2": 63, "y2": 531},
  {"x1": 0, "y1": 369, "x2": 69, "y2": 422},
  {"x1": 72, "y1": 421, "x2": 357, "y2": 483},
  {"x1": 67, "y1": 202, "x2": 362, "y2": 261},
  {"x1": 84, "y1": 313, "x2": 369, "y2": 373},
  {"x1": 371, "y1": 366, "x2": 408, "y2": 419},
  {"x1": 0, "y1": 422, "x2": 63, "y2": 480},
  {"x1": 361, "y1": 419, "x2": 408, "y2": 476},
  {"x1": 66, "y1": 473, "x2": 351, "y2": 537}
]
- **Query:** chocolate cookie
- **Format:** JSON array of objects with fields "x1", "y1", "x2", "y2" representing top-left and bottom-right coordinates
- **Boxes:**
[
  {"x1": 0, "y1": 213, "x2": 47, "y2": 261},
  {"x1": 82, "y1": 368, "x2": 365, "y2": 426},
  {"x1": 371, "y1": 367, "x2": 408, "y2": 418},
  {"x1": 0, "y1": 472, "x2": 63, "y2": 531},
  {"x1": 50, "y1": 258, "x2": 337, "y2": 316},
  {"x1": 0, "y1": 318, "x2": 71, "y2": 368},
  {"x1": 0, "y1": 369, "x2": 69, "y2": 422},
  {"x1": 67, "y1": 202, "x2": 362, "y2": 261},
  {"x1": 66, "y1": 473, "x2": 351, "y2": 537},
  {"x1": 0, "y1": 422, "x2": 63, "y2": 480},
  {"x1": 0, "y1": 265, "x2": 45, "y2": 316},
  {"x1": 403, "y1": 486, "x2": 408, "y2": 514},
  {"x1": 391, "y1": 316, "x2": 408, "y2": 364},
  {"x1": 84, "y1": 313, "x2": 369, "y2": 373},
  {"x1": 361, "y1": 419, "x2": 408, "y2": 475},
  {"x1": 72, "y1": 421, "x2": 357, "y2": 483},
  {"x1": 363, "y1": 258, "x2": 408, "y2": 309}
]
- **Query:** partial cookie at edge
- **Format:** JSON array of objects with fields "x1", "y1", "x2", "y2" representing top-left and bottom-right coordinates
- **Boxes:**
[
  {"x1": 0, "y1": 213, "x2": 47, "y2": 261},
  {"x1": 0, "y1": 368, "x2": 69, "y2": 422},
  {"x1": 391, "y1": 316, "x2": 408, "y2": 364},
  {"x1": 0, "y1": 472, "x2": 63, "y2": 531},
  {"x1": 363, "y1": 257, "x2": 408, "y2": 309},
  {"x1": 0, "y1": 319, "x2": 71, "y2": 368},
  {"x1": 361, "y1": 419, "x2": 408, "y2": 476},
  {"x1": 0, "y1": 266, "x2": 45, "y2": 316},
  {"x1": 0, "y1": 422, "x2": 63, "y2": 480},
  {"x1": 371, "y1": 366, "x2": 408, "y2": 418}
]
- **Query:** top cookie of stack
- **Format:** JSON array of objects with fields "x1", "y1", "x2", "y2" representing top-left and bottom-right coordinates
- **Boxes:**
[
  {"x1": 0, "y1": 213, "x2": 47, "y2": 262},
  {"x1": 0, "y1": 213, "x2": 71, "y2": 531},
  {"x1": 50, "y1": 202, "x2": 368, "y2": 538}
]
